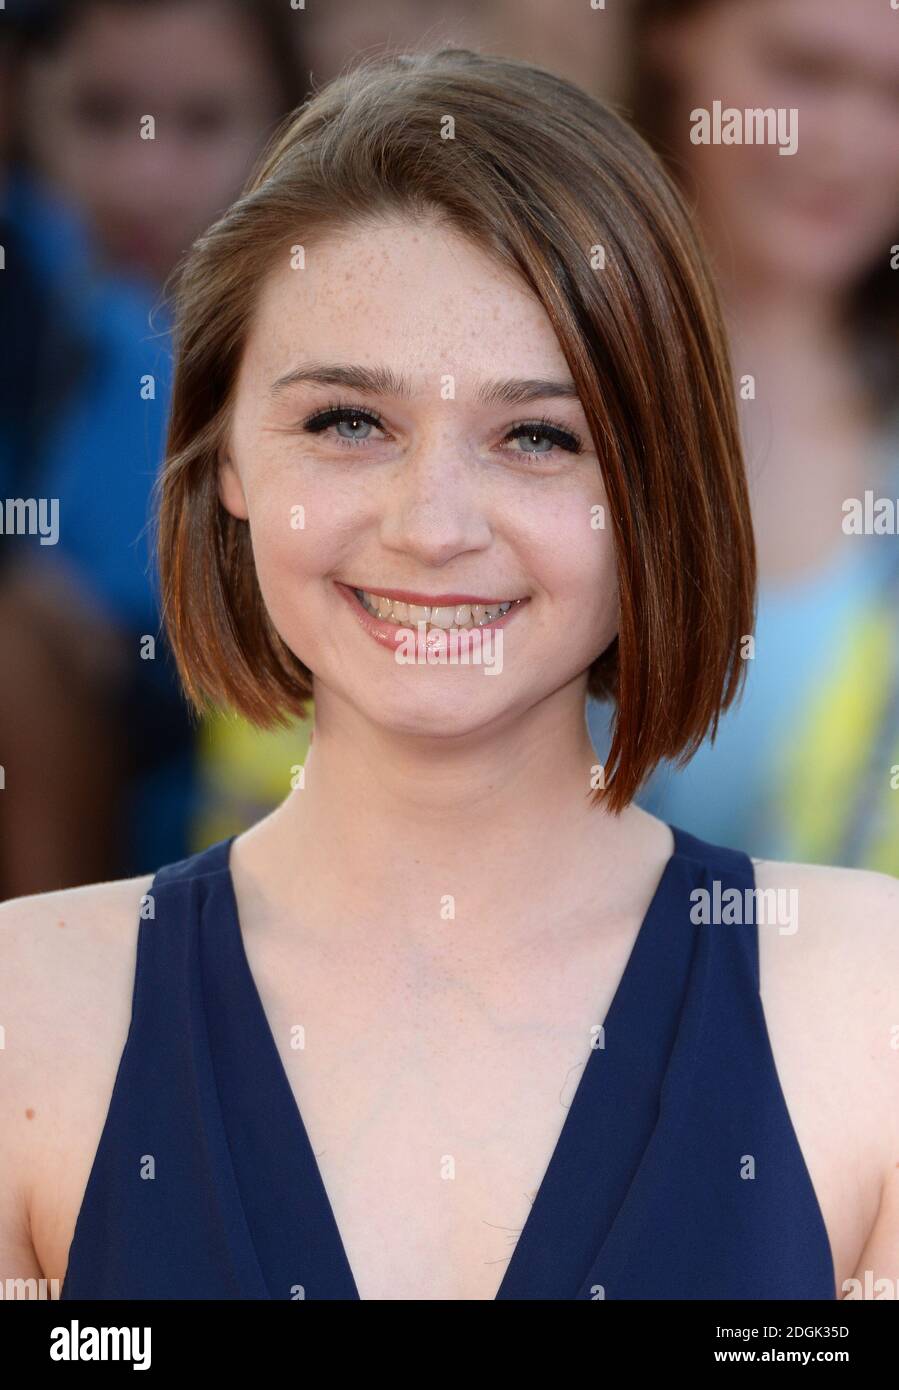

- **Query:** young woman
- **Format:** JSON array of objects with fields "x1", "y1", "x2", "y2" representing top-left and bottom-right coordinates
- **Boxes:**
[{"x1": 1, "y1": 49, "x2": 897, "y2": 1302}]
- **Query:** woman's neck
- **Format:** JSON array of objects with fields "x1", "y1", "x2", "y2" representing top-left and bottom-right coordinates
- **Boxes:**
[{"x1": 239, "y1": 678, "x2": 659, "y2": 937}]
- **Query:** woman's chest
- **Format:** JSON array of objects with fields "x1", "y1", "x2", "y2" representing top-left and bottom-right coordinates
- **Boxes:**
[
  {"x1": 257, "y1": 977, "x2": 599, "y2": 1300},
  {"x1": 39, "y1": 903, "x2": 880, "y2": 1300},
  {"x1": 252, "y1": 926, "x2": 878, "y2": 1300}
]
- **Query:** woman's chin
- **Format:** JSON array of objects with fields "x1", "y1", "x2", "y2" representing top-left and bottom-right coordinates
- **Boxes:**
[{"x1": 348, "y1": 687, "x2": 514, "y2": 741}]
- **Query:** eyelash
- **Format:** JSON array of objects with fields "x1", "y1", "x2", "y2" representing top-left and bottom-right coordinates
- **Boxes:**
[{"x1": 300, "y1": 401, "x2": 583, "y2": 458}]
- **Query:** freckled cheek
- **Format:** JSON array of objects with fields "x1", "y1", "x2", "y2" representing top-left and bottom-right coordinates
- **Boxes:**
[
  {"x1": 242, "y1": 487, "x2": 347, "y2": 651},
  {"x1": 522, "y1": 487, "x2": 615, "y2": 589},
  {"x1": 580, "y1": 569, "x2": 618, "y2": 657},
  {"x1": 243, "y1": 497, "x2": 326, "y2": 628},
  {"x1": 545, "y1": 518, "x2": 618, "y2": 652}
]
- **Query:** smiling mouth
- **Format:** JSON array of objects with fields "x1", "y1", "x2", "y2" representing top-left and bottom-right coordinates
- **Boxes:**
[{"x1": 353, "y1": 587, "x2": 524, "y2": 631}]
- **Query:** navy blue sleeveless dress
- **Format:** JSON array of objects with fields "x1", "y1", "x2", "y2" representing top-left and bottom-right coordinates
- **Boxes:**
[{"x1": 59, "y1": 825, "x2": 837, "y2": 1300}]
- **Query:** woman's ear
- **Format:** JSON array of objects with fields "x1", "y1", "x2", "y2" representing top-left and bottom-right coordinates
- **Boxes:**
[{"x1": 218, "y1": 448, "x2": 249, "y2": 520}]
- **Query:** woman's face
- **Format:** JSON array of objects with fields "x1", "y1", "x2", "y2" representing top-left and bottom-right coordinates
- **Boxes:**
[
  {"x1": 220, "y1": 216, "x2": 617, "y2": 741},
  {"x1": 652, "y1": 0, "x2": 899, "y2": 288},
  {"x1": 24, "y1": 0, "x2": 283, "y2": 282}
]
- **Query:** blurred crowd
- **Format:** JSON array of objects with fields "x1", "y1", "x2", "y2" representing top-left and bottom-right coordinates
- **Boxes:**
[{"x1": 0, "y1": 0, "x2": 896, "y2": 898}]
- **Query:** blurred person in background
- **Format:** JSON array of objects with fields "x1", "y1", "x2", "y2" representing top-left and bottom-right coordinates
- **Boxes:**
[
  {"x1": 0, "y1": 12, "x2": 89, "y2": 507},
  {"x1": 0, "y1": 0, "x2": 310, "y2": 895},
  {"x1": 295, "y1": 0, "x2": 628, "y2": 103},
  {"x1": 588, "y1": 0, "x2": 899, "y2": 873}
]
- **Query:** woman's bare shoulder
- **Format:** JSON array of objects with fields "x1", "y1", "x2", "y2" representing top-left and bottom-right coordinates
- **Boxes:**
[
  {"x1": 752, "y1": 856, "x2": 899, "y2": 1183},
  {"x1": 754, "y1": 857, "x2": 899, "y2": 1294},
  {"x1": 752, "y1": 854, "x2": 899, "y2": 965},
  {"x1": 0, "y1": 871, "x2": 155, "y2": 1000},
  {"x1": 0, "y1": 874, "x2": 154, "y2": 1215},
  {"x1": 0, "y1": 871, "x2": 155, "y2": 1066}
]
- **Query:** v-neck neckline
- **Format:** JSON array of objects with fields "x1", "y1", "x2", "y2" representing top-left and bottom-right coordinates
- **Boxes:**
[{"x1": 214, "y1": 824, "x2": 682, "y2": 1301}]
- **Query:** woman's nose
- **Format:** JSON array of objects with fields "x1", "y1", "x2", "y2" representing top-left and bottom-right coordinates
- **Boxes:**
[{"x1": 377, "y1": 437, "x2": 494, "y2": 565}]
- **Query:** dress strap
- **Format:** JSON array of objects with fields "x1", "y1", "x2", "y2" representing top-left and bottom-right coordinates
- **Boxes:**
[{"x1": 670, "y1": 822, "x2": 760, "y2": 991}]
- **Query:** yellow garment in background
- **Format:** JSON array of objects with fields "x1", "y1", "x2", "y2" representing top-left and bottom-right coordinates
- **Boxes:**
[
  {"x1": 191, "y1": 707, "x2": 313, "y2": 852},
  {"x1": 777, "y1": 606, "x2": 899, "y2": 875}
]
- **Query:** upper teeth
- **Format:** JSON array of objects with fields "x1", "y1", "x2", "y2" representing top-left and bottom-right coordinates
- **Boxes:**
[{"x1": 355, "y1": 589, "x2": 517, "y2": 629}]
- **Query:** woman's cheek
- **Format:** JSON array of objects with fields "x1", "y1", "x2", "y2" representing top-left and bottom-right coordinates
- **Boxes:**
[
  {"x1": 558, "y1": 512, "x2": 618, "y2": 659},
  {"x1": 582, "y1": 562, "x2": 619, "y2": 664},
  {"x1": 245, "y1": 492, "x2": 329, "y2": 644}
]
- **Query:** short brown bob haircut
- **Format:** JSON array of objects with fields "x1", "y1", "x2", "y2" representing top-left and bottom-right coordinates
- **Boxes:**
[{"x1": 157, "y1": 46, "x2": 756, "y2": 813}]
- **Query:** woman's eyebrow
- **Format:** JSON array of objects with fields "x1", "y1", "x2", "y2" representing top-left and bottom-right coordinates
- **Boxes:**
[{"x1": 268, "y1": 362, "x2": 580, "y2": 406}]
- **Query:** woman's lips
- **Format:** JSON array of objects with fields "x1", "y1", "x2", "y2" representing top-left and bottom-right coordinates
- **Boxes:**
[{"x1": 334, "y1": 581, "x2": 528, "y2": 653}]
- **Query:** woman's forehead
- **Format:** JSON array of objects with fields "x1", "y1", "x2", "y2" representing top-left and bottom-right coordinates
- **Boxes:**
[{"x1": 242, "y1": 221, "x2": 567, "y2": 390}]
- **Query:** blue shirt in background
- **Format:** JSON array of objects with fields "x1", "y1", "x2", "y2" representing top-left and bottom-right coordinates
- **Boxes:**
[{"x1": 588, "y1": 420, "x2": 899, "y2": 870}]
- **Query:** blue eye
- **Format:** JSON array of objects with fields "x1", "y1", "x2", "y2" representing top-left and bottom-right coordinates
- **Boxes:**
[
  {"x1": 503, "y1": 420, "x2": 582, "y2": 456},
  {"x1": 300, "y1": 403, "x2": 583, "y2": 458},
  {"x1": 301, "y1": 404, "x2": 385, "y2": 447}
]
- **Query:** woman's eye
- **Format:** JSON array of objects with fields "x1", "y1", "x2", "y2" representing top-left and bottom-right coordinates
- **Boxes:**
[
  {"x1": 503, "y1": 421, "x2": 582, "y2": 457},
  {"x1": 302, "y1": 405, "x2": 386, "y2": 447},
  {"x1": 299, "y1": 406, "x2": 582, "y2": 458}
]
